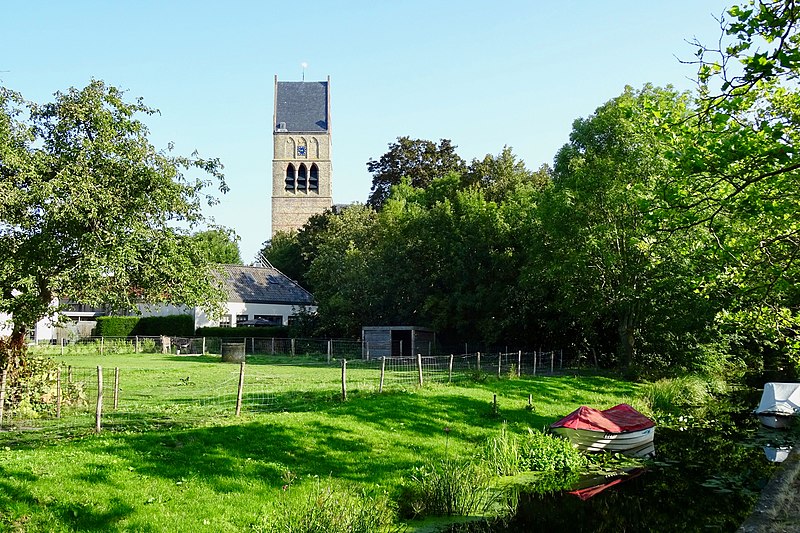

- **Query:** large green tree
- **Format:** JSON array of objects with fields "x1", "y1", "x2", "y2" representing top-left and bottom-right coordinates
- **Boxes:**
[
  {"x1": 0, "y1": 80, "x2": 227, "y2": 354},
  {"x1": 192, "y1": 228, "x2": 242, "y2": 264},
  {"x1": 366, "y1": 137, "x2": 466, "y2": 209},
  {"x1": 531, "y1": 85, "x2": 714, "y2": 371}
]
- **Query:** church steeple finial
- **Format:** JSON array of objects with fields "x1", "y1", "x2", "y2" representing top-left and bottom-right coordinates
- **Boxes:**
[{"x1": 301, "y1": 62, "x2": 308, "y2": 81}]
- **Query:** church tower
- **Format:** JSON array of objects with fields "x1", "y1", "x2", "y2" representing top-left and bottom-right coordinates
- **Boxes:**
[{"x1": 271, "y1": 76, "x2": 333, "y2": 236}]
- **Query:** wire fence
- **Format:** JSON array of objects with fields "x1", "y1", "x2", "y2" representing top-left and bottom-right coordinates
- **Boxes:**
[{"x1": 0, "y1": 349, "x2": 583, "y2": 441}]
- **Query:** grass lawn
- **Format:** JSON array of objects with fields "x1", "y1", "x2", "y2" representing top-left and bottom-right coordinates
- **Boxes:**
[{"x1": 0, "y1": 352, "x2": 642, "y2": 532}]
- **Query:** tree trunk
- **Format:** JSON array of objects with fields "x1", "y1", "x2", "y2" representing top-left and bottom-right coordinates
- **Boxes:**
[{"x1": 617, "y1": 312, "x2": 636, "y2": 371}]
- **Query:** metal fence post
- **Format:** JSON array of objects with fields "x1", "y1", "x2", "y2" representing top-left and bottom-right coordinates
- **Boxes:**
[
  {"x1": 341, "y1": 359, "x2": 347, "y2": 401},
  {"x1": 95, "y1": 366, "x2": 103, "y2": 433},
  {"x1": 235, "y1": 361, "x2": 246, "y2": 416},
  {"x1": 0, "y1": 369, "x2": 7, "y2": 428},
  {"x1": 449, "y1": 354, "x2": 454, "y2": 383},
  {"x1": 379, "y1": 357, "x2": 386, "y2": 393}
]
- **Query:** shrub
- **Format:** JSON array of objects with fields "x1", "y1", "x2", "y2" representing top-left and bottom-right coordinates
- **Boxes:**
[
  {"x1": 94, "y1": 316, "x2": 139, "y2": 337},
  {"x1": 483, "y1": 427, "x2": 585, "y2": 476},
  {"x1": 254, "y1": 478, "x2": 397, "y2": 533},
  {"x1": 522, "y1": 428, "x2": 586, "y2": 472},
  {"x1": 398, "y1": 459, "x2": 496, "y2": 518},
  {"x1": 4, "y1": 357, "x2": 86, "y2": 418},
  {"x1": 95, "y1": 315, "x2": 194, "y2": 337}
]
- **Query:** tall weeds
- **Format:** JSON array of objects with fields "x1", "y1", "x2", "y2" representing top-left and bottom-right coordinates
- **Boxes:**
[
  {"x1": 399, "y1": 459, "x2": 496, "y2": 518},
  {"x1": 255, "y1": 478, "x2": 399, "y2": 533}
]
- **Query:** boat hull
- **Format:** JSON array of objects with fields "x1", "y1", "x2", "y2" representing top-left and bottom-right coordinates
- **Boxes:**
[
  {"x1": 552, "y1": 426, "x2": 655, "y2": 454},
  {"x1": 757, "y1": 413, "x2": 794, "y2": 429}
]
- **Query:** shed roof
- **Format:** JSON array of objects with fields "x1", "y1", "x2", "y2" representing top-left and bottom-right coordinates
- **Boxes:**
[
  {"x1": 215, "y1": 264, "x2": 315, "y2": 306},
  {"x1": 275, "y1": 81, "x2": 329, "y2": 132}
]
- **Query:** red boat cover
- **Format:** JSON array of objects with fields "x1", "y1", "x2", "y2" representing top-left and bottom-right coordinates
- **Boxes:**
[{"x1": 550, "y1": 404, "x2": 654, "y2": 433}]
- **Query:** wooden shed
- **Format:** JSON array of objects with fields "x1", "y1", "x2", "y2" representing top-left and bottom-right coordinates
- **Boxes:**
[{"x1": 362, "y1": 326, "x2": 436, "y2": 358}]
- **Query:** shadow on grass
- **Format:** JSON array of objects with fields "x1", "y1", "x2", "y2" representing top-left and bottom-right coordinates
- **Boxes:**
[{"x1": 0, "y1": 467, "x2": 136, "y2": 532}]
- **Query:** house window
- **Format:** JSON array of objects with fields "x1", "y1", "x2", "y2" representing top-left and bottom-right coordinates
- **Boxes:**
[
  {"x1": 219, "y1": 315, "x2": 232, "y2": 328},
  {"x1": 254, "y1": 315, "x2": 283, "y2": 326},
  {"x1": 236, "y1": 314, "x2": 249, "y2": 326}
]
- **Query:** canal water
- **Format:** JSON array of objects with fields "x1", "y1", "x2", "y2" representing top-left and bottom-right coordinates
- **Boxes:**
[{"x1": 446, "y1": 389, "x2": 799, "y2": 532}]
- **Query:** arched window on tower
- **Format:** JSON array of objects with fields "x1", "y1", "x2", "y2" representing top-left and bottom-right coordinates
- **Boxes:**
[
  {"x1": 285, "y1": 164, "x2": 296, "y2": 191},
  {"x1": 297, "y1": 164, "x2": 308, "y2": 191},
  {"x1": 309, "y1": 164, "x2": 319, "y2": 192}
]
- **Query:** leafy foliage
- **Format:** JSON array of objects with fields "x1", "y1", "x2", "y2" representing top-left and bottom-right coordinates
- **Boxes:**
[
  {"x1": 191, "y1": 228, "x2": 242, "y2": 265},
  {"x1": 94, "y1": 315, "x2": 195, "y2": 337},
  {"x1": 366, "y1": 137, "x2": 466, "y2": 209},
  {"x1": 0, "y1": 80, "x2": 227, "y2": 346}
]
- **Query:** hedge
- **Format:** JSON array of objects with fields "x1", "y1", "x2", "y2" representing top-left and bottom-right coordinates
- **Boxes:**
[
  {"x1": 195, "y1": 326, "x2": 289, "y2": 338},
  {"x1": 95, "y1": 315, "x2": 195, "y2": 337}
]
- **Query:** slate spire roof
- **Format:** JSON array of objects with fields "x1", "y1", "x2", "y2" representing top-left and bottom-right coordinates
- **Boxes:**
[
  {"x1": 275, "y1": 80, "x2": 329, "y2": 133},
  {"x1": 215, "y1": 264, "x2": 314, "y2": 305}
]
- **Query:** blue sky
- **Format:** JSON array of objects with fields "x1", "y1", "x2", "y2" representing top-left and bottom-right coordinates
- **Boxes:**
[{"x1": 2, "y1": 1, "x2": 732, "y2": 261}]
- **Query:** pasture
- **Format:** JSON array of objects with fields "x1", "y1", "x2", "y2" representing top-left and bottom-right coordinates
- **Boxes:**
[{"x1": 0, "y1": 352, "x2": 641, "y2": 532}]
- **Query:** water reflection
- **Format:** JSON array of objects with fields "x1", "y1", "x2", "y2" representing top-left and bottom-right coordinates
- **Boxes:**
[
  {"x1": 445, "y1": 393, "x2": 795, "y2": 533},
  {"x1": 763, "y1": 445, "x2": 792, "y2": 463}
]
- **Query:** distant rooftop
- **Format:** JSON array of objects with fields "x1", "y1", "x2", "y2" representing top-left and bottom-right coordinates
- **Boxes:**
[
  {"x1": 215, "y1": 264, "x2": 314, "y2": 305},
  {"x1": 275, "y1": 81, "x2": 329, "y2": 133}
]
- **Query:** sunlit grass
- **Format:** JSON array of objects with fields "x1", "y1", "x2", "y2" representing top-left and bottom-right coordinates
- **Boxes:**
[{"x1": 0, "y1": 352, "x2": 642, "y2": 531}]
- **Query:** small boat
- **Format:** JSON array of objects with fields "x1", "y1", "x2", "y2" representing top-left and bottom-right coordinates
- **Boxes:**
[
  {"x1": 550, "y1": 404, "x2": 655, "y2": 455},
  {"x1": 755, "y1": 382, "x2": 800, "y2": 429}
]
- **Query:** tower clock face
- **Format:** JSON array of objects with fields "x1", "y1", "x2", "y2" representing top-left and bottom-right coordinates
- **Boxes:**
[{"x1": 297, "y1": 146, "x2": 307, "y2": 156}]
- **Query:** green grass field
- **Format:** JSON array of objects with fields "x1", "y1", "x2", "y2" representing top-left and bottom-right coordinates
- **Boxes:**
[{"x1": 0, "y1": 352, "x2": 642, "y2": 532}]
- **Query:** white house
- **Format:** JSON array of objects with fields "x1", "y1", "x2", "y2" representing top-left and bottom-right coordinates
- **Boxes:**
[
  {"x1": 1, "y1": 264, "x2": 316, "y2": 342},
  {"x1": 138, "y1": 263, "x2": 316, "y2": 330}
]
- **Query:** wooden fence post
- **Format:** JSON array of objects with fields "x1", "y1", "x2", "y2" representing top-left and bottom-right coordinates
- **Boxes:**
[
  {"x1": 528, "y1": 394, "x2": 533, "y2": 409},
  {"x1": 379, "y1": 357, "x2": 386, "y2": 393},
  {"x1": 417, "y1": 353, "x2": 423, "y2": 386},
  {"x1": 551, "y1": 351, "x2": 554, "y2": 374},
  {"x1": 327, "y1": 340, "x2": 332, "y2": 364},
  {"x1": 100, "y1": 336, "x2": 104, "y2": 356},
  {"x1": 497, "y1": 352, "x2": 502, "y2": 378},
  {"x1": 235, "y1": 361, "x2": 246, "y2": 416},
  {"x1": 0, "y1": 369, "x2": 7, "y2": 428},
  {"x1": 135, "y1": 335, "x2": 139, "y2": 353},
  {"x1": 291, "y1": 338, "x2": 295, "y2": 356},
  {"x1": 95, "y1": 366, "x2": 103, "y2": 433},
  {"x1": 202, "y1": 337, "x2": 206, "y2": 355},
  {"x1": 341, "y1": 359, "x2": 347, "y2": 401},
  {"x1": 61, "y1": 338, "x2": 64, "y2": 356},
  {"x1": 477, "y1": 352, "x2": 481, "y2": 372},
  {"x1": 271, "y1": 337, "x2": 275, "y2": 355},
  {"x1": 113, "y1": 367, "x2": 120, "y2": 410},
  {"x1": 518, "y1": 350, "x2": 522, "y2": 377},
  {"x1": 449, "y1": 354, "x2": 454, "y2": 383},
  {"x1": 56, "y1": 367, "x2": 62, "y2": 419},
  {"x1": 560, "y1": 349, "x2": 563, "y2": 369},
  {"x1": 533, "y1": 350, "x2": 537, "y2": 376}
]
